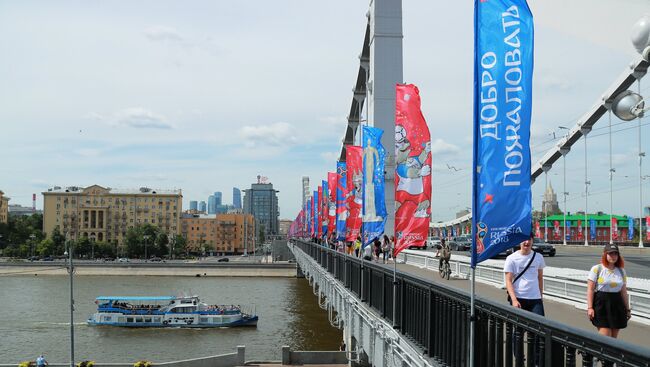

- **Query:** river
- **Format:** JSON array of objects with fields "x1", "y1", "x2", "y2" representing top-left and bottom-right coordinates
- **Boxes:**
[{"x1": 0, "y1": 275, "x2": 342, "y2": 363}]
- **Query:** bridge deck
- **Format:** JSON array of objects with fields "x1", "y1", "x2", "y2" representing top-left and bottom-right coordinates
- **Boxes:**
[{"x1": 384, "y1": 261, "x2": 650, "y2": 347}]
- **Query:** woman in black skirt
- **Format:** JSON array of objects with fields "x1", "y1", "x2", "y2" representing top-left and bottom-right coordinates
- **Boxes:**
[{"x1": 586, "y1": 243, "x2": 632, "y2": 338}]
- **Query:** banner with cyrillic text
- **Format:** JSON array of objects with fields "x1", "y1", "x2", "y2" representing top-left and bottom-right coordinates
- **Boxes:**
[
  {"x1": 471, "y1": 0, "x2": 534, "y2": 267},
  {"x1": 328, "y1": 172, "x2": 338, "y2": 237},
  {"x1": 336, "y1": 162, "x2": 348, "y2": 241},
  {"x1": 346, "y1": 146, "x2": 363, "y2": 242}
]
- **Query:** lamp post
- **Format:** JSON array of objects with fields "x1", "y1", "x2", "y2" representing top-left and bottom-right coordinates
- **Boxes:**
[
  {"x1": 582, "y1": 127, "x2": 591, "y2": 246},
  {"x1": 143, "y1": 235, "x2": 150, "y2": 261},
  {"x1": 559, "y1": 126, "x2": 570, "y2": 245},
  {"x1": 64, "y1": 240, "x2": 75, "y2": 367},
  {"x1": 29, "y1": 234, "x2": 36, "y2": 258}
]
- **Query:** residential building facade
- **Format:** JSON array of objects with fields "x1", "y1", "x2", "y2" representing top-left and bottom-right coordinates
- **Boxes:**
[
  {"x1": 243, "y1": 183, "x2": 279, "y2": 236},
  {"x1": 181, "y1": 213, "x2": 255, "y2": 254},
  {"x1": 43, "y1": 185, "x2": 182, "y2": 247},
  {"x1": 0, "y1": 190, "x2": 9, "y2": 224}
]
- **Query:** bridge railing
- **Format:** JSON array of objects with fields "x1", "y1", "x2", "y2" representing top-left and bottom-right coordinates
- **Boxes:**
[{"x1": 292, "y1": 239, "x2": 650, "y2": 367}]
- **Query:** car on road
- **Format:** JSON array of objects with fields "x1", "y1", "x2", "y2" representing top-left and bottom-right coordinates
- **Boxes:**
[
  {"x1": 427, "y1": 236, "x2": 441, "y2": 248},
  {"x1": 41, "y1": 256, "x2": 54, "y2": 261},
  {"x1": 450, "y1": 239, "x2": 471, "y2": 252},
  {"x1": 27, "y1": 256, "x2": 40, "y2": 262},
  {"x1": 217, "y1": 257, "x2": 229, "y2": 262},
  {"x1": 117, "y1": 257, "x2": 129, "y2": 263},
  {"x1": 149, "y1": 256, "x2": 163, "y2": 262},
  {"x1": 532, "y1": 238, "x2": 556, "y2": 257}
]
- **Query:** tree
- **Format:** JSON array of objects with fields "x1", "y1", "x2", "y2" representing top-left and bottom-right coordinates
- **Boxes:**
[
  {"x1": 74, "y1": 237, "x2": 92, "y2": 258},
  {"x1": 155, "y1": 232, "x2": 169, "y2": 257},
  {"x1": 258, "y1": 224, "x2": 266, "y2": 244},
  {"x1": 51, "y1": 227, "x2": 66, "y2": 255},
  {"x1": 172, "y1": 235, "x2": 187, "y2": 258},
  {"x1": 125, "y1": 224, "x2": 163, "y2": 258},
  {"x1": 37, "y1": 238, "x2": 56, "y2": 256}
]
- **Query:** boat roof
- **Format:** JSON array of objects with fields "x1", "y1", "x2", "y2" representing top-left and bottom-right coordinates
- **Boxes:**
[{"x1": 96, "y1": 296, "x2": 175, "y2": 301}]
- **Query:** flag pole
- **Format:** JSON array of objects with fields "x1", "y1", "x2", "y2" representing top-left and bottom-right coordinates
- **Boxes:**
[{"x1": 392, "y1": 245, "x2": 397, "y2": 328}]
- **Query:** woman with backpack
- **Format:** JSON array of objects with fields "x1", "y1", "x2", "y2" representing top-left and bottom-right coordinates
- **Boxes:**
[{"x1": 586, "y1": 243, "x2": 631, "y2": 338}]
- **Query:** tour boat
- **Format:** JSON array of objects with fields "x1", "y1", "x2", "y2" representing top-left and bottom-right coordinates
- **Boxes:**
[{"x1": 87, "y1": 295, "x2": 258, "y2": 328}]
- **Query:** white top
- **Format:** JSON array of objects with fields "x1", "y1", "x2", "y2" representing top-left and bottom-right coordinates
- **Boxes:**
[
  {"x1": 504, "y1": 251, "x2": 546, "y2": 299},
  {"x1": 588, "y1": 264, "x2": 627, "y2": 293},
  {"x1": 363, "y1": 245, "x2": 372, "y2": 257}
]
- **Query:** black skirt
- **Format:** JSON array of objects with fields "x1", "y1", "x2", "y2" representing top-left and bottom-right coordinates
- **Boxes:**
[{"x1": 592, "y1": 291, "x2": 628, "y2": 329}]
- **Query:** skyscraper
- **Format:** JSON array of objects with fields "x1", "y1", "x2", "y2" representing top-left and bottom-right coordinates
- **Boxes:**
[
  {"x1": 208, "y1": 195, "x2": 216, "y2": 214},
  {"x1": 214, "y1": 192, "x2": 222, "y2": 206},
  {"x1": 233, "y1": 187, "x2": 242, "y2": 209},
  {"x1": 199, "y1": 201, "x2": 207, "y2": 212},
  {"x1": 243, "y1": 182, "x2": 279, "y2": 236},
  {"x1": 189, "y1": 201, "x2": 198, "y2": 211}
]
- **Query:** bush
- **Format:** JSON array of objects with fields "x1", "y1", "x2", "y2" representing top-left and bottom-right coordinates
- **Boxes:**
[
  {"x1": 18, "y1": 361, "x2": 35, "y2": 367},
  {"x1": 134, "y1": 361, "x2": 153, "y2": 367},
  {"x1": 77, "y1": 361, "x2": 95, "y2": 367}
]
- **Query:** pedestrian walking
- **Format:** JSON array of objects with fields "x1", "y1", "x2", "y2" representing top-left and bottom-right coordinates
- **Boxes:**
[
  {"x1": 36, "y1": 355, "x2": 48, "y2": 367},
  {"x1": 504, "y1": 235, "x2": 546, "y2": 315},
  {"x1": 586, "y1": 243, "x2": 631, "y2": 338},
  {"x1": 354, "y1": 236, "x2": 362, "y2": 257},
  {"x1": 373, "y1": 238, "x2": 381, "y2": 261},
  {"x1": 381, "y1": 235, "x2": 390, "y2": 263}
]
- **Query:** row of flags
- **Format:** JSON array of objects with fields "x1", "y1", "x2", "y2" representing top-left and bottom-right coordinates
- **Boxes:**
[{"x1": 288, "y1": 84, "x2": 432, "y2": 257}]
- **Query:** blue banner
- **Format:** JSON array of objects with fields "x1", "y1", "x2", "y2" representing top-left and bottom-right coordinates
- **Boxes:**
[
  {"x1": 362, "y1": 126, "x2": 387, "y2": 247},
  {"x1": 322, "y1": 180, "x2": 328, "y2": 237},
  {"x1": 471, "y1": 0, "x2": 534, "y2": 267},
  {"x1": 590, "y1": 218, "x2": 596, "y2": 240},
  {"x1": 307, "y1": 197, "x2": 312, "y2": 237},
  {"x1": 629, "y1": 216, "x2": 634, "y2": 241},
  {"x1": 566, "y1": 220, "x2": 571, "y2": 241},
  {"x1": 336, "y1": 162, "x2": 348, "y2": 241}
]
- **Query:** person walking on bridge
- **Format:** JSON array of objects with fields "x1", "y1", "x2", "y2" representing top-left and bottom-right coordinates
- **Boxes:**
[
  {"x1": 586, "y1": 243, "x2": 631, "y2": 338},
  {"x1": 504, "y1": 235, "x2": 546, "y2": 315}
]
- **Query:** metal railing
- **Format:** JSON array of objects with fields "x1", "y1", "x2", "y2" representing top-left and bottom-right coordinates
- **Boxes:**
[
  {"x1": 292, "y1": 239, "x2": 650, "y2": 367},
  {"x1": 398, "y1": 250, "x2": 650, "y2": 320}
]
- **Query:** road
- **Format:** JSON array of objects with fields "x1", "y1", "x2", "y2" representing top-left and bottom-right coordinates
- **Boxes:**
[{"x1": 419, "y1": 246, "x2": 650, "y2": 279}]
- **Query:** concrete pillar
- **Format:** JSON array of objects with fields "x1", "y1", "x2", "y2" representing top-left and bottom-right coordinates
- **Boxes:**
[
  {"x1": 369, "y1": 0, "x2": 403, "y2": 236},
  {"x1": 282, "y1": 345, "x2": 291, "y2": 365},
  {"x1": 237, "y1": 345, "x2": 245, "y2": 365}
]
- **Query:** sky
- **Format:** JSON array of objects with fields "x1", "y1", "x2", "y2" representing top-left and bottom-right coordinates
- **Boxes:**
[{"x1": 1, "y1": 0, "x2": 649, "y2": 222}]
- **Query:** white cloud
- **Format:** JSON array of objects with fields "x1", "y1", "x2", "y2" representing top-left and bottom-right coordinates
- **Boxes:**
[
  {"x1": 144, "y1": 26, "x2": 183, "y2": 43},
  {"x1": 538, "y1": 74, "x2": 572, "y2": 91},
  {"x1": 114, "y1": 107, "x2": 172, "y2": 129},
  {"x1": 320, "y1": 151, "x2": 340, "y2": 163},
  {"x1": 239, "y1": 122, "x2": 298, "y2": 147},
  {"x1": 431, "y1": 138, "x2": 460, "y2": 155}
]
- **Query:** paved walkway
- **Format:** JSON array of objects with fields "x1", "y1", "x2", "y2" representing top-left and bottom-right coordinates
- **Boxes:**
[{"x1": 381, "y1": 261, "x2": 650, "y2": 348}]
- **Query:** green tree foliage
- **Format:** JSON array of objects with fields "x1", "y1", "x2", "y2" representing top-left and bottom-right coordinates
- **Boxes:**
[
  {"x1": 0, "y1": 214, "x2": 44, "y2": 257},
  {"x1": 125, "y1": 224, "x2": 169, "y2": 258},
  {"x1": 36, "y1": 238, "x2": 56, "y2": 256},
  {"x1": 171, "y1": 235, "x2": 187, "y2": 257}
]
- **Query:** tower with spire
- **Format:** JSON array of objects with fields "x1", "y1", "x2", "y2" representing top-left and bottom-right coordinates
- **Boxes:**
[{"x1": 542, "y1": 181, "x2": 561, "y2": 215}]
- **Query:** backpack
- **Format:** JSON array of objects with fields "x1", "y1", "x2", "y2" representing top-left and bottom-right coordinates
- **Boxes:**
[{"x1": 440, "y1": 246, "x2": 451, "y2": 261}]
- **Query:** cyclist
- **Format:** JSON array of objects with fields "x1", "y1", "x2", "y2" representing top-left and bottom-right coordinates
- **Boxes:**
[{"x1": 436, "y1": 238, "x2": 451, "y2": 273}]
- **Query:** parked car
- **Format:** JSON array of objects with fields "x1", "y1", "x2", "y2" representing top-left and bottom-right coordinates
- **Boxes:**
[
  {"x1": 450, "y1": 239, "x2": 471, "y2": 252},
  {"x1": 41, "y1": 256, "x2": 54, "y2": 261},
  {"x1": 217, "y1": 257, "x2": 229, "y2": 263},
  {"x1": 117, "y1": 257, "x2": 130, "y2": 263},
  {"x1": 532, "y1": 238, "x2": 556, "y2": 257},
  {"x1": 427, "y1": 236, "x2": 441, "y2": 248},
  {"x1": 27, "y1": 256, "x2": 40, "y2": 262},
  {"x1": 149, "y1": 256, "x2": 163, "y2": 262}
]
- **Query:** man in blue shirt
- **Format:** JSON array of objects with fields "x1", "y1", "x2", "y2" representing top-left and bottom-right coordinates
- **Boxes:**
[{"x1": 36, "y1": 355, "x2": 48, "y2": 367}]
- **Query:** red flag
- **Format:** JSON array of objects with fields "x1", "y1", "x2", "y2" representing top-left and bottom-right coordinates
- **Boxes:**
[
  {"x1": 346, "y1": 146, "x2": 363, "y2": 242},
  {"x1": 577, "y1": 219, "x2": 583, "y2": 240},
  {"x1": 394, "y1": 84, "x2": 432, "y2": 256},
  {"x1": 310, "y1": 195, "x2": 315, "y2": 237},
  {"x1": 535, "y1": 221, "x2": 541, "y2": 238},
  {"x1": 327, "y1": 172, "x2": 337, "y2": 236},
  {"x1": 646, "y1": 216, "x2": 650, "y2": 241},
  {"x1": 612, "y1": 217, "x2": 619, "y2": 240},
  {"x1": 553, "y1": 220, "x2": 560, "y2": 240}
]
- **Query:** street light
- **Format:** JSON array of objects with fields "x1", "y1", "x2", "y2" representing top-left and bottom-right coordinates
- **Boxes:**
[
  {"x1": 29, "y1": 234, "x2": 36, "y2": 257},
  {"x1": 63, "y1": 240, "x2": 75, "y2": 367},
  {"x1": 143, "y1": 235, "x2": 150, "y2": 261}
]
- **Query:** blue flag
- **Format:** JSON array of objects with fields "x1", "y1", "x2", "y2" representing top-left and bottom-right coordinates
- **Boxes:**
[
  {"x1": 306, "y1": 198, "x2": 312, "y2": 236},
  {"x1": 362, "y1": 126, "x2": 387, "y2": 247},
  {"x1": 590, "y1": 218, "x2": 596, "y2": 240},
  {"x1": 336, "y1": 162, "x2": 348, "y2": 241},
  {"x1": 629, "y1": 217, "x2": 634, "y2": 241},
  {"x1": 566, "y1": 220, "x2": 571, "y2": 241},
  {"x1": 471, "y1": 0, "x2": 534, "y2": 267},
  {"x1": 313, "y1": 190, "x2": 318, "y2": 238}
]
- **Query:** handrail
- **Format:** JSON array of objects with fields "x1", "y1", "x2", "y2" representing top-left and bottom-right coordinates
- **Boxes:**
[{"x1": 292, "y1": 239, "x2": 650, "y2": 367}]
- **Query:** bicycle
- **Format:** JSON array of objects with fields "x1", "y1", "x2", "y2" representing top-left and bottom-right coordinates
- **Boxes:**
[{"x1": 439, "y1": 257, "x2": 451, "y2": 280}]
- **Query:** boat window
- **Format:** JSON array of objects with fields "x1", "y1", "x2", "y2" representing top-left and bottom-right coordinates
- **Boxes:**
[
  {"x1": 153, "y1": 317, "x2": 161, "y2": 323},
  {"x1": 200, "y1": 317, "x2": 208, "y2": 323},
  {"x1": 135, "y1": 317, "x2": 143, "y2": 323},
  {"x1": 127, "y1": 317, "x2": 134, "y2": 323},
  {"x1": 119, "y1": 317, "x2": 126, "y2": 323},
  {"x1": 103, "y1": 316, "x2": 112, "y2": 322},
  {"x1": 144, "y1": 318, "x2": 151, "y2": 323}
]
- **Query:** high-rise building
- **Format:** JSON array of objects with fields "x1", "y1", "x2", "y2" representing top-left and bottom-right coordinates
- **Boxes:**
[
  {"x1": 207, "y1": 195, "x2": 216, "y2": 214},
  {"x1": 189, "y1": 201, "x2": 198, "y2": 211},
  {"x1": 214, "y1": 192, "x2": 222, "y2": 206},
  {"x1": 0, "y1": 190, "x2": 9, "y2": 224},
  {"x1": 233, "y1": 187, "x2": 242, "y2": 209},
  {"x1": 42, "y1": 185, "x2": 182, "y2": 247},
  {"x1": 199, "y1": 201, "x2": 207, "y2": 212},
  {"x1": 243, "y1": 182, "x2": 279, "y2": 236},
  {"x1": 542, "y1": 181, "x2": 561, "y2": 215},
  {"x1": 301, "y1": 177, "x2": 310, "y2": 209}
]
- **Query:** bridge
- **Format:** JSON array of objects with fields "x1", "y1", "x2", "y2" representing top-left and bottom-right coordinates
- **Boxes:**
[{"x1": 292, "y1": 1, "x2": 650, "y2": 366}]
